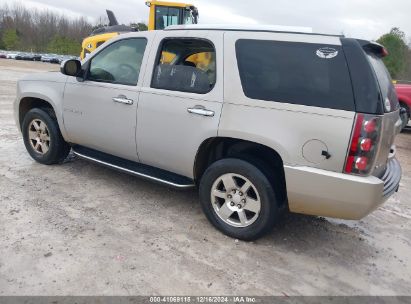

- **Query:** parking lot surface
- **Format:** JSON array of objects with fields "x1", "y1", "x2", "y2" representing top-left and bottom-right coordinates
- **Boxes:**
[{"x1": 0, "y1": 59, "x2": 410, "y2": 296}]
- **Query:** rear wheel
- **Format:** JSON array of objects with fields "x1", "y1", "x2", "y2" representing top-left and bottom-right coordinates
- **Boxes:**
[
  {"x1": 199, "y1": 158, "x2": 280, "y2": 241},
  {"x1": 400, "y1": 104, "x2": 410, "y2": 131},
  {"x1": 22, "y1": 108, "x2": 70, "y2": 165}
]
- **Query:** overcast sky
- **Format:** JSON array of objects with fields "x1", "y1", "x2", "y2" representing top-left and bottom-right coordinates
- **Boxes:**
[{"x1": 7, "y1": 0, "x2": 411, "y2": 41}]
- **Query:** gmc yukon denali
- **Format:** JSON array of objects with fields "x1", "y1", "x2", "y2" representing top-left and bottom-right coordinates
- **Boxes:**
[{"x1": 15, "y1": 25, "x2": 402, "y2": 240}]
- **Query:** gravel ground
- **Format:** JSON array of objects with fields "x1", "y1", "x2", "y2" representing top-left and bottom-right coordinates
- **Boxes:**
[{"x1": 0, "y1": 59, "x2": 410, "y2": 296}]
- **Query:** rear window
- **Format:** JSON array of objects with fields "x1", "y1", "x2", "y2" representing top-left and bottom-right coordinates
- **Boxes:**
[
  {"x1": 235, "y1": 39, "x2": 355, "y2": 111},
  {"x1": 366, "y1": 54, "x2": 399, "y2": 112}
]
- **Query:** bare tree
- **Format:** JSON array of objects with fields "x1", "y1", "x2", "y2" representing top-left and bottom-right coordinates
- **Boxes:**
[{"x1": 0, "y1": 2, "x2": 92, "y2": 53}]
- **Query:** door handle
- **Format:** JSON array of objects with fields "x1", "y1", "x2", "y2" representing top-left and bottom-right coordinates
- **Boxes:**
[
  {"x1": 187, "y1": 107, "x2": 215, "y2": 117},
  {"x1": 112, "y1": 95, "x2": 134, "y2": 105}
]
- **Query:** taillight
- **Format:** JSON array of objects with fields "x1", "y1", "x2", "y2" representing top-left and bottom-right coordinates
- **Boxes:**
[
  {"x1": 360, "y1": 138, "x2": 373, "y2": 152},
  {"x1": 364, "y1": 119, "x2": 377, "y2": 133},
  {"x1": 344, "y1": 113, "x2": 382, "y2": 175}
]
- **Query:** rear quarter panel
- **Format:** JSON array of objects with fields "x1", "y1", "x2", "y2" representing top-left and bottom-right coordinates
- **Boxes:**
[{"x1": 221, "y1": 31, "x2": 355, "y2": 172}]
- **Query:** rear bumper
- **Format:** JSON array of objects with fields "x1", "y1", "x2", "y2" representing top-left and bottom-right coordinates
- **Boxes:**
[{"x1": 284, "y1": 158, "x2": 401, "y2": 220}]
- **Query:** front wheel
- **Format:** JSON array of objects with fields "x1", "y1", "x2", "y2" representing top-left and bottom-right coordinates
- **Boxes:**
[
  {"x1": 199, "y1": 158, "x2": 280, "y2": 241},
  {"x1": 22, "y1": 108, "x2": 70, "y2": 165}
]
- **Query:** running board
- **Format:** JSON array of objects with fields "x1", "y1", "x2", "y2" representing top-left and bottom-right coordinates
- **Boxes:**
[{"x1": 72, "y1": 145, "x2": 195, "y2": 189}]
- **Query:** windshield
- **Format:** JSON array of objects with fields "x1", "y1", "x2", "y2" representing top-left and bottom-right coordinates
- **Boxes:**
[
  {"x1": 367, "y1": 54, "x2": 399, "y2": 112},
  {"x1": 155, "y1": 6, "x2": 181, "y2": 30}
]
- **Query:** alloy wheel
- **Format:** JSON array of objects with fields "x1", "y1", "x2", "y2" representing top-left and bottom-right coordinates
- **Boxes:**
[
  {"x1": 28, "y1": 119, "x2": 50, "y2": 155},
  {"x1": 211, "y1": 173, "x2": 261, "y2": 228}
]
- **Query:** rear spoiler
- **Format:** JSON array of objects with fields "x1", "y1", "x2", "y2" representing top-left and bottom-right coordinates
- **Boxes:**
[{"x1": 356, "y1": 39, "x2": 389, "y2": 58}]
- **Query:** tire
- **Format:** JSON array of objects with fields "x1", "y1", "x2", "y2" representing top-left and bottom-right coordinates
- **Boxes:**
[
  {"x1": 199, "y1": 158, "x2": 280, "y2": 241},
  {"x1": 400, "y1": 104, "x2": 409, "y2": 131},
  {"x1": 22, "y1": 108, "x2": 70, "y2": 165}
]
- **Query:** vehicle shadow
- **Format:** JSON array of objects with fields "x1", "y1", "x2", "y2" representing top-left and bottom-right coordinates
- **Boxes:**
[
  {"x1": 261, "y1": 211, "x2": 366, "y2": 249},
  {"x1": 64, "y1": 153, "x2": 372, "y2": 258}
]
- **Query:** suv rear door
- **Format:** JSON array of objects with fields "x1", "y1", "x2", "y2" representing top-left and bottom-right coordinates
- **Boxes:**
[{"x1": 136, "y1": 30, "x2": 224, "y2": 178}]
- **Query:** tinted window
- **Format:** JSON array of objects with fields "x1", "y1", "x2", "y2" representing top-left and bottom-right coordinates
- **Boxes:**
[
  {"x1": 151, "y1": 39, "x2": 216, "y2": 94},
  {"x1": 367, "y1": 54, "x2": 399, "y2": 112},
  {"x1": 340, "y1": 38, "x2": 384, "y2": 115},
  {"x1": 88, "y1": 38, "x2": 147, "y2": 86},
  {"x1": 236, "y1": 39, "x2": 355, "y2": 111}
]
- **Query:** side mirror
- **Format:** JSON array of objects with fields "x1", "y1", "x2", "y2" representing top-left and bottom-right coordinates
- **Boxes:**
[{"x1": 60, "y1": 59, "x2": 82, "y2": 77}]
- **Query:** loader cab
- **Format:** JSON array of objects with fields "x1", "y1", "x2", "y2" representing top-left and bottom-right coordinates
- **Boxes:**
[
  {"x1": 80, "y1": 2, "x2": 199, "y2": 59},
  {"x1": 146, "y1": 1, "x2": 199, "y2": 30}
]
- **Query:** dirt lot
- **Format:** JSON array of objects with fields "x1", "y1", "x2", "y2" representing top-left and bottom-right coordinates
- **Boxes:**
[{"x1": 0, "y1": 59, "x2": 410, "y2": 296}]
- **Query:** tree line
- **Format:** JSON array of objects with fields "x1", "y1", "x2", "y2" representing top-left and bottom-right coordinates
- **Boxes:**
[
  {"x1": 0, "y1": 3, "x2": 148, "y2": 56},
  {"x1": 0, "y1": 3, "x2": 409, "y2": 80},
  {"x1": 377, "y1": 27, "x2": 411, "y2": 81},
  {"x1": 0, "y1": 3, "x2": 93, "y2": 55}
]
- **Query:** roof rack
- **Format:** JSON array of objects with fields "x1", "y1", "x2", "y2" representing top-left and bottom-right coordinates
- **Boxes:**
[{"x1": 165, "y1": 24, "x2": 343, "y2": 37}]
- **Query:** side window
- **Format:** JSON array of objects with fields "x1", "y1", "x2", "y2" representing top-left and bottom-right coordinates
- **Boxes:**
[
  {"x1": 235, "y1": 39, "x2": 355, "y2": 111},
  {"x1": 88, "y1": 38, "x2": 147, "y2": 86},
  {"x1": 151, "y1": 38, "x2": 216, "y2": 94},
  {"x1": 183, "y1": 9, "x2": 194, "y2": 25},
  {"x1": 367, "y1": 53, "x2": 399, "y2": 112}
]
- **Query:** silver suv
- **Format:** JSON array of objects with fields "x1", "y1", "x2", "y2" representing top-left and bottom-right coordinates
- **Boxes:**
[{"x1": 14, "y1": 25, "x2": 402, "y2": 240}]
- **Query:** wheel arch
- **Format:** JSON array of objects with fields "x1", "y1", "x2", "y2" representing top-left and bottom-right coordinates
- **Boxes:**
[
  {"x1": 19, "y1": 97, "x2": 55, "y2": 129},
  {"x1": 17, "y1": 94, "x2": 68, "y2": 140},
  {"x1": 194, "y1": 137, "x2": 288, "y2": 207}
]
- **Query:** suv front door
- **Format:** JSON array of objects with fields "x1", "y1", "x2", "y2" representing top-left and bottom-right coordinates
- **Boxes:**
[
  {"x1": 63, "y1": 37, "x2": 149, "y2": 162},
  {"x1": 137, "y1": 32, "x2": 223, "y2": 178}
]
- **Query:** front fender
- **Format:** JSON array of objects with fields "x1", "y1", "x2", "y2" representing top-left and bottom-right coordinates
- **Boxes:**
[{"x1": 15, "y1": 80, "x2": 69, "y2": 141}]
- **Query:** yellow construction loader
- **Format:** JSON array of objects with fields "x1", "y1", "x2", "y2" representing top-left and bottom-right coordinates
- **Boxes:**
[{"x1": 80, "y1": 1, "x2": 199, "y2": 59}]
